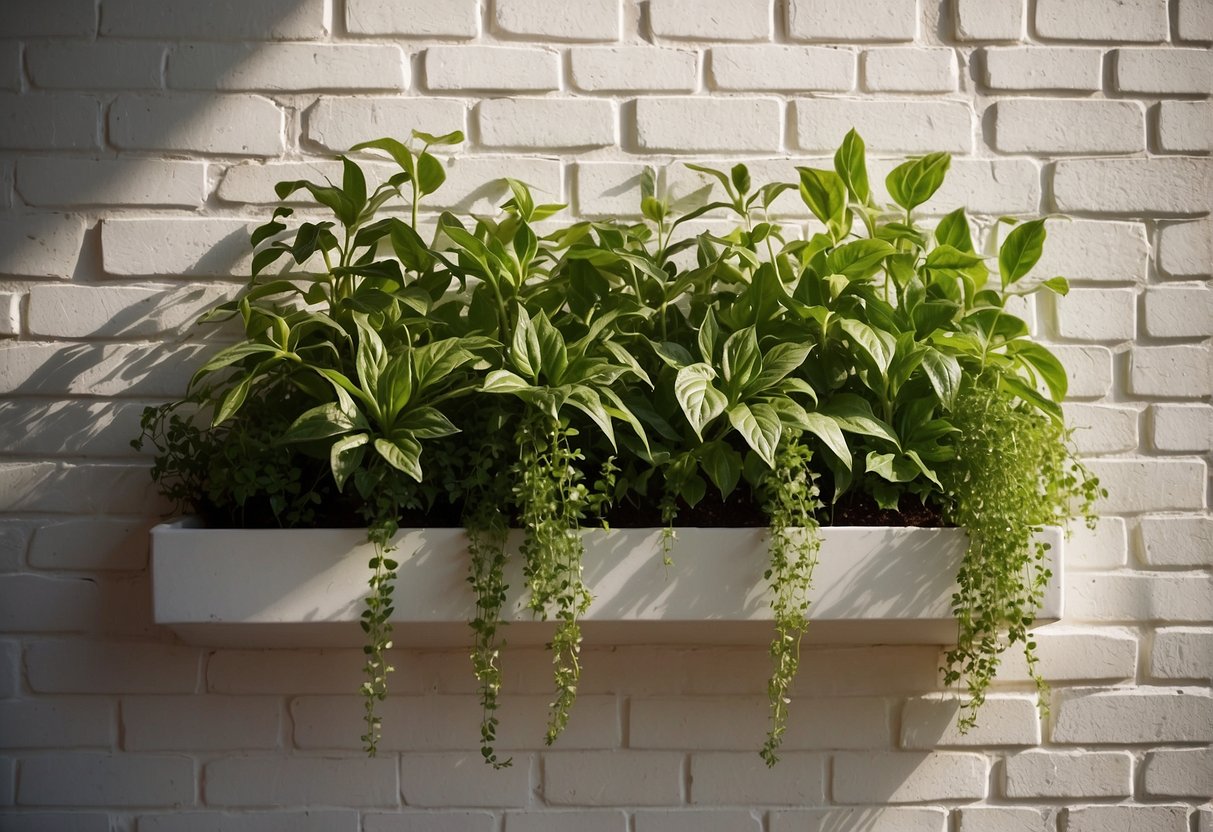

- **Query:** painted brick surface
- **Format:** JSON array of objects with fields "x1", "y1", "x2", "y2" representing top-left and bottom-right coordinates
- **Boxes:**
[{"x1": 1, "y1": 2, "x2": 1211, "y2": 826}]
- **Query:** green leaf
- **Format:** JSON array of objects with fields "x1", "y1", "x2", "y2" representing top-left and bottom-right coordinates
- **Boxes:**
[
  {"x1": 533, "y1": 311, "x2": 568, "y2": 384},
  {"x1": 397, "y1": 406, "x2": 459, "y2": 439},
  {"x1": 389, "y1": 219, "x2": 434, "y2": 273},
  {"x1": 799, "y1": 410, "x2": 851, "y2": 470},
  {"x1": 797, "y1": 167, "x2": 847, "y2": 240},
  {"x1": 886, "y1": 152, "x2": 950, "y2": 212},
  {"x1": 924, "y1": 245, "x2": 986, "y2": 271},
  {"x1": 412, "y1": 128, "x2": 464, "y2": 146},
  {"x1": 1041, "y1": 276, "x2": 1070, "y2": 296},
  {"x1": 935, "y1": 208, "x2": 974, "y2": 253},
  {"x1": 374, "y1": 436, "x2": 423, "y2": 481},
  {"x1": 650, "y1": 340, "x2": 695, "y2": 369},
  {"x1": 920, "y1": 347, "x2": 962, "y2": 409},
  {"x1": 330, "y1": 433, "x2": 369, "y2": 491},
  {"x1": 700, "y1": 441, "x2": 742, "y2": 499},
  {"x1": 839, "y1": 318, "x2": 894, "y2": 374},
  {"x1": 482, "y1": 369, "x2": 531, "y2": 394},
  {"x1": 1000, "y1": 374, "x2": 1063, "y2": 423},
  {"x1": 722, "y1": 326, "x2": 761, "y2": 393},
  {"x1": 817, "y1": 394, "x2": 900, "y2": 447},
  {"x1": 865, "y1": 451, "x2": 918, "y2": 483},
  {"x1": 351, "y1": 312, "x2": 387, "y2": 393},
  {"x1": 674, "y1": 363, "x2": 727, "y2": 440},
  {"x1": 834, "y1": 128, "x2": 871, "y2": 205},
  {"x1": 212, "y1": 373, "x2": 254, "y2": 426},
  {"x1": 751, "y1": 342, "x2": 811, "y2": 391},
  {"x1": 283, "y1": 402, "x2": 365, "y2": 443},
  {"x1": 350, "y1": 137, "x2": 415, "y2": 180},
  {"x1": 510, "y1": 306, "x2": 543, "y2": 381},
  {"x1": 341, "y1": 156, "x2": 367, "y2": 215},
  {"x1": 999, "y1": 218, "x2": 1047, "y2": 289},
  {"x1": 251, "y1": 246, "x2": 289, "y2": 276},
  {"x1": 414, "y1": 339, "x2": 475, "y2": 391},
  {"x1": 375, "y1": 355, "x2": 413, "y2": 424},
  {"x1": 415, "y1": 152, "x2": 446, "y2": 196},
  {"x1": 697, "y1": 308, "x2": 720, "y2": 364},
  {"x1": 825, "y1": 238, "x2": 897, "y2": 279},
  {"x1": 730, "y1": 162, "x2": 751, "y2": 195},
  {"x1": 567, "y1": 386, "x2": 616, "y2": 449},
  {"x1": 1008, "y1": 340, "x2": 1068, "y2": 402},
  {"x1": 727, "y1": 402, "x2": 782, "y2": 468}
]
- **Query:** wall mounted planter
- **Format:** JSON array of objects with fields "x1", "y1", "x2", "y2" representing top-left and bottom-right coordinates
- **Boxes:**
[{"x1": 151, "y1": 519, "x2": 1062, "y2": 648}]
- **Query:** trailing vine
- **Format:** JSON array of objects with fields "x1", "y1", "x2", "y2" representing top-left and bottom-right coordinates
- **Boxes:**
[
  {"x1": 939, "y1": 373, "x2": 1101, "y2": 727},
  {"x1": 512, "y1": 413, "x2": 593, "y2": 744},
  {"x1": 361, "y1": 516, "x2": 399, "y2": 756},
  {"x1": 758, "y1": 434, "x2": 823, "y2": 766}
]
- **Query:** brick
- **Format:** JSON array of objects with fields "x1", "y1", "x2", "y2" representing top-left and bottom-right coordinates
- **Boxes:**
[
  {"x1": 635, "y1": 811, "x2": 761, "y2": 832},
  {"x1": 1054, "y1": 159, "x2": 1213, "y2": 215},
  {"x1": 0, "y1": 698, "x2": 116, "y2": 748},
  {"x1": 689, "y1": 752, "x2": 824, "y2": 805},
  {"x1": 1037, "y1": 0, "x2": 1168, "y2": 41},
  {"x1": 27, "y1": 284, "x2": 232, "y2": 338},
  {"x1": 479, "y1": 98, "x2": 616, "y2": 149},
  {"x1": 773, "y1": 809, "x2": 946, "y2": 832},
  {"x1": 110, "y1": 95, "x2": 284, "y2": 156},
  {"x1": 26, "y1": 42, "x2": 163, "y2": 89},
  {"x1": 1202, "y1": 808, "x2": 1213, "y2": 832},
  {"x1": 1066, "y1": 806, "x2": 1189, "y2": 832},
  {"x1": 496, "y1": 0, "x2": 619, "y2": 40},
  {"x1": 0, "y1": 214, "x2": 86, "y2": 278},
  {"x1": 102, "y1": 218, "x2": 255, "y2": 276},
  {"x1": 1130, "y1": 345, "x2": 1212, "y2": 398},
  {"x1": 292, "y1": 694, "x2": 618, "y2": 751},
  {"x1": 1055, "y1": 288, "x2": 1137, "y2": 342},
  {"x1": 218, "y1": 160, "x2": 343, "y2": 204},
  {"x1": 1158, "y1": 101, "x2": 1213, "y2": 153},
  {"x1": 544, "y1": 751, "x2": 682, "y2": 806},
  {"x1": 983, "y1": 47, "x2": 1102, "y2": 91},
  {"x1": 206, "y1": 756, "x2": 397, "y2": 807},
  {"x1": 864, "y1": 48, "x2": 957, "y2": 92},
  {"x1": 1068, "y1": 572, "x2": 1213, "y2": 621},
  {"x1": 29, "y1": 517, "x2": 150, "y2": 570},
  {"x1": 1143, "y1": 747, "x2": 1213, "y2": 797},
  {"x1": 123, "y1": 696, "x2": 280, "y2": 751},
  {"x1": 169, "y1": 44, "x2": 405, "y2": 91},
  {"x1": 869, "y1": 158, "x2": 1040, "y2": 216},
  {"x1": 1054, "y1": 688, "x2": 1213, "y2": 743},
  {"x1": 1, "y1": 343, "x2": 200, "y2": 400},
  {"x1": 139, "y1": 812, "x2": 360, "y2": 832},
  {"x1": 788, "y1": 0, "x2": 917, "y2": 41},
  {"x1": 796, "y1": 100, "x2": 971, "y2": 153},
  {"x1": 18, "y1": 753, "x2": 194, "y2": 806},
  {"x1": 1151, "y1": 404, "x2": 1212, "y2": 452},
  {"x1": 7, "y1": 0, "x2": 95, "y2": 35},
  {"x1": 1145, "y1": 285, "x2": 1212, "y2": 337},
  {"x1": 636, "y1": 97, "x2": 781, "y2": 152},
  {"x1": 1116, "y1": 48, "x2": 1213, "y2": 94},
  {"x1": 1053, "y1": 345, "x2": 1114, "y2": 398},
  {"x1": 649, "y1": 0, "x2": 771, "y2": 41},
  {"x1": 0, "y1": 94, "x2": 98, "y2": 150},
  {"x1": 347, "y1": 0, "x2": 479, "y2": 37},
  {"x1": 395, "y1": 752, "x2": 532, "y2": 807},
  {"x1": 0, "y1": 293, "x2": 18, "y2": 336},
  {"x1": 997, "y1": 628, "x2": 1140, "y2": 681},
  {"x1": 0, "y1": 524, "x2": 30, "y2": 571},
  {"x1": 0, "y1": 640, "x2": 19, "y2": 698},
  {"x1": 17, "y1": 158, "x2": 207, "y2": 208},
  {"x1": 571, "y1": 47, "x2": 698, "y2": 92},
  {"x1": 1140, "y1": 515, "x2": 1213, "y2": 566},
  {"x1": 833, "y1": 752, "x2": 987, "y2": 803},
  {"x1": 576, "y1": 162, "x2": 664, "y2": 218},
  {"x1": 425, "y1": 46, "x2": 559, "y2": 92},
  {"x1": 995, "y1": 99, "x2": 1144, "y2": 154},
  {"x1": 504, "y1": 811, "x2": 625, "y2": 832},
  {"x1": 954, "y1": 0, "x2": 1024, "y2": 41},
  {"x1": 207, "y1": 649, "x2": 384, "y2": 695},
  {"x1": 0, "y1": 574, "x2": 102, "y2": 633},
  {"x1": 304, "y1": 98, "x2": 467, "y2": 153},
  {"x1": 1004, "y1": 750, "x2": 1132, "y2": 798},
  {"x1": 1063, "y1": 402, "x2": 1139, "y2": 454},
  {"x1": 0, "y1": 44, "x2": 17, "y2": 91},
  {"x1": 101, "y1": 0, "x2": 326, "y2": 39},
  {"x1": 432, "y1": 157, "x2": 564, "y2": 213},
  {"x1": 1152, "y1": 628, "x2": 1213, "y2": 679},
  {"x1": 0, "y1": 814, "x2": 114, "y2": 832},
  {"x1": 1065, "y1": 518, "x2": 1129, "y2": 569},
  {"x1": 901, "y1": 695, "x2": 1040, "y2": 748},
  {"x1": 27, "y1": 640, "x2": 200, "y2": 694},
  {"x1": 711, "y1": 46, "x2": 854, "y2": 92},
  {"x1": 958, "y1": 808, "x2": 1054, "y2": 832},
  {"x1": 0, "y1": 755, "x2": 11, "y2": 804},
  {"x1": 630, "y1": 696, "x2": 889, "y2": 750},
  {"x1": 1158, "y1": 220, "x2": 1212, "y2": 278},
  {"x1": 366, "y1": 813, "x2": 494, "y2": 832},
  {"x1": 1178, "y1": 0, "x2": 1213, "y2": 41}
]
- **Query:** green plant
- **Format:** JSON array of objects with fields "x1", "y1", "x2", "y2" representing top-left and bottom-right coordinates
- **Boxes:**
[{"x1": 137, "y1": 127, "x2": 1099, "y2": 765}]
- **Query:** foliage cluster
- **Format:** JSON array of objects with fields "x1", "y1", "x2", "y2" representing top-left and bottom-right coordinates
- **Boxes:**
[{"x1": 137, "y1": 128, "x2": 1100, "y2": 764}]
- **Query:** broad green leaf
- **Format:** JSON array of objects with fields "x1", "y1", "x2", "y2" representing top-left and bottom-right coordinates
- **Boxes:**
[
  {"x1": 533, "y1": 311, "x2": 568, "y2": 384},
  {"x1": 1041, "y1": 276, "x2": 1070, "y2": 296},
  {"x1": 834, "y1": 128, "x2": 871, "y2": 205},
  {"x1": 839, "y1": 318, "x2": 894, "y2": 374},
  {"x1": 192, "y1": 342, "x2": 280, "y2": 380},
  {"x1": 1000, "y1": 374, "x2": 1063, "y2": 423},
  {"x1": 865, "y1": 451, "x2": 918, "y2": 483},
  {"x1": 698, "y1": 308, "x2": 720, "y2": 364},
  {"x1": 751, "y1": 342, "x2": 811, "y2": 391},
  {"x1": 350, "y1": 137, "x2": 415, "y2": 179},
  {"x1": 250, "y1": 220, "x2": 285, "y2": 248},
  {"x1": 920, "y1": 347, "x2": 962, "y2": 409},
  {"x1": 817, "y1": 394, "x2": 900, "y2": 447},
  {"x1": 924, "y1": 245, "x2": 986, "y2": 271},
  {"x1": 510, "y1": 306, "x2": 543, "y2": 381},
  {"x1": 650, "y1": 339, "x2": 695, "y2": 369},
  {"x1": 731, "y1": 162, "x2": 751, "y2": 195},
  {"x1": 567, "y1": 385, "x2": 616, "y2": 449},
  {"x1": 999, "y1": 218, "x2": 1047, "y2": 289},
  {"x1": 341, "y1": 156, "x2": 367, "y2": 215},
  {"x1": 722, "y1": 326, "x2": 761, "y2": 392},
  {"x1": 274, "y1": 179, "x2": 357, "y2": 227},
  {"x1": 375, "y1": 354, "x2": 413, "y2": 424},
  {"x1": 330, "y1": 432, "x2": 369, "y2": 491},
  {"x1": 727, "y1": 402, "x2": 782, "y2": 468},
  {"x1": 397, "y1": 406, "x2": 459, "y2": 439},
  {"x1": 389, "y1": 219, "x2": 434, "y2": 273},
  {"x1": 934, "y1": 208, "x2": 974, "y2": 252},
  {"x1": 415, "y1": 152, "x2": 446, "y2": 196},
  {"x1": 212, "y1": 373, "x2": 254, "y2": 426},
  {"x1": 700, "y1": 440, "x2": 742, "y2": 498},
  {"x1": 797, "y1": 167, "x2": 847, "y2": 240},
  {"x1": 482, "y1": 369, "x2": 531, "y2": 394},
  {"x1": 674, "y1": 363, "x2": 727, "y2": 439},
  {"x1": 685, "y1": 163, "x2": 736, "y2": 198},
  {"x1": 885, "y1": 152, "x2": 950, "y2": 212},
  {"x1": 412, "y1": 128, "x2": 464, "y2": 146},
  {"x1": 602, "y1": 341, "x2": 653, "y2": 387},
  {"x1": 283, "y1": 402, "x2": 365, "y2": 443},
  {"x1": 352, "y1": 312, "x2": 386, "y2": 393},
  {"x1": 1008, "y1": 340, "x2": 1068, "y2": 401},
  {"x1": 799, "y1": 410, "x2": 851, "y2": 470},
  {"x1": 825, "y1": 238, "x2": 897, "y2": 279},
  {"x1": 414, "y1": 339, "x2": 475, "y2": 391},
  {"x1": 375, "y1": 436, "x2": 423, "y2": 481},
  {"x1": 600, "y1": 387, "x2": 652, "y2": 454},
  {"x1": 251, "y1": 246, "x2": 289, "y2": 276}
]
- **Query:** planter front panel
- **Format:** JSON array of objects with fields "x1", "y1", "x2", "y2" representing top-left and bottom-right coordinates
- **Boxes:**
[{"x1": 152, "y1": 520, "x2": 1062, "y2": 647}]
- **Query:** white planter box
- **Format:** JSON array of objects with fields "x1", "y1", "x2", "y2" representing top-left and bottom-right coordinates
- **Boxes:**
[{"x1": 151, "y1": 519, "x2": 1063, "y2": 648}]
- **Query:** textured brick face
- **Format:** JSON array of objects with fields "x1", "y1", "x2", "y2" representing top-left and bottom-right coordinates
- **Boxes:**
[{"x1": 1, "y1": 0, "x2": 1210, "y2": 826}]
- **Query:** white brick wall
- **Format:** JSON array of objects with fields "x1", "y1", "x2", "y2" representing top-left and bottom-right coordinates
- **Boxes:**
[{"x1": 1, "y1": 0, "x2": 1210, "y2": 827}]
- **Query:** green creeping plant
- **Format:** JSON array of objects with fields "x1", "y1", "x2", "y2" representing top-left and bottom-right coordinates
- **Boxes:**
[{"x1": 136, "y1": 127, "x2": 1100, "y2": 765}]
